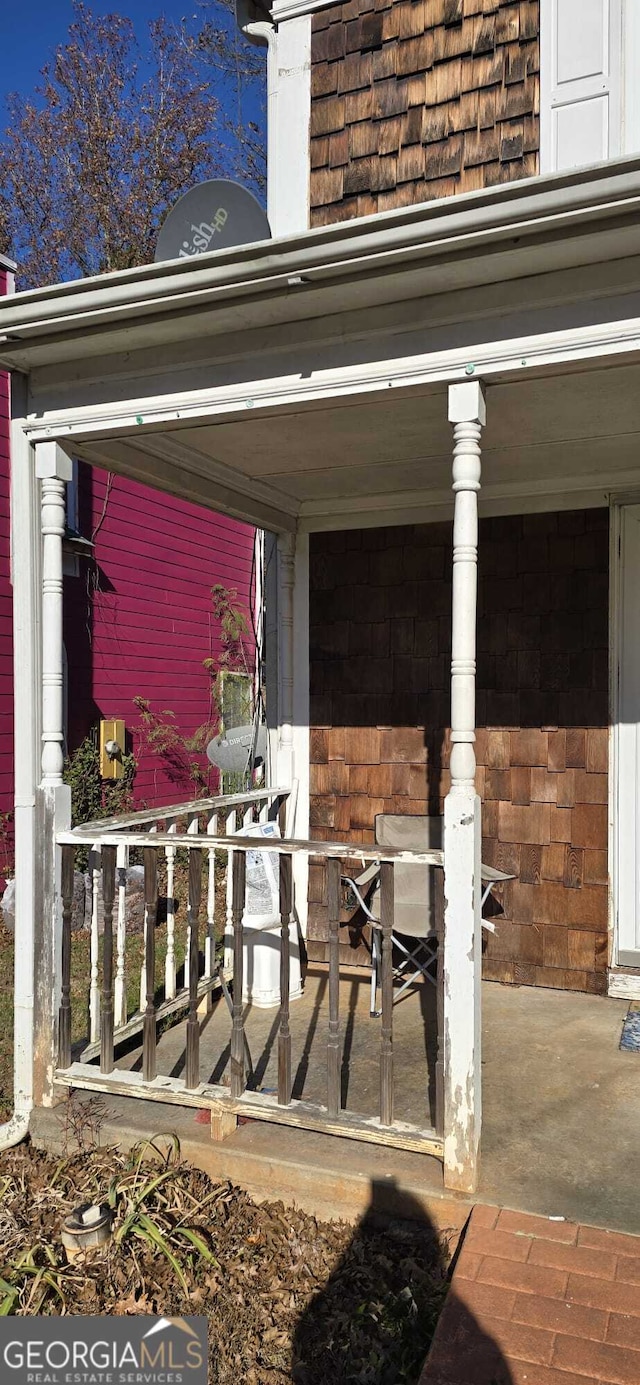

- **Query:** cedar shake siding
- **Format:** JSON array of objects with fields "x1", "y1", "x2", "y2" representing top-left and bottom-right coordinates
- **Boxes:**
[
  {"x1": 310, "y1": 0, "x2": 540, "y2": 226},
  {"x1": 309, "y1": 509, "x2": 609, "y2": 994}
]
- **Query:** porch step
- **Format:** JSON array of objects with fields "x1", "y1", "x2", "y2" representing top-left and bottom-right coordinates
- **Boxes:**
[{"x1": 30, "y1": 1093, "x2": 472, "y2": 1236}]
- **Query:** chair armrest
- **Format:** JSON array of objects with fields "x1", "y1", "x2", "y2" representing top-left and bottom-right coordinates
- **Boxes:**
[
  {"x1": 350, "y1": 862, "x2": 380, "y2": 889},
  {"x1": 342, "y1": 863, "x2": 380, "y2": 922}
]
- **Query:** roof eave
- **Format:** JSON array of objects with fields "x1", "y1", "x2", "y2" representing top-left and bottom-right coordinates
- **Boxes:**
[{"x1": 3, "y1": 156, "x2": 640, "y2": 371}]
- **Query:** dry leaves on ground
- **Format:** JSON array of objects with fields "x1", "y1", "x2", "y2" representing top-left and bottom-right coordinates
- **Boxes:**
[{"x1": 0, "y1": 1137, "x2": 450, "y2": 1384}]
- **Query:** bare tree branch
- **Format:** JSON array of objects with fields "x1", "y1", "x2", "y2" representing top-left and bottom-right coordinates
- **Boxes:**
[{"x1": 0, "y1": 0, "x2": 266, "y2": 288}]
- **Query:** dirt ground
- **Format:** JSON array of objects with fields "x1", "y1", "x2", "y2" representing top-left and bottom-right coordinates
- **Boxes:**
[{"x1": 0, "y1": 1133, "x2": 450, "y2": 1385}]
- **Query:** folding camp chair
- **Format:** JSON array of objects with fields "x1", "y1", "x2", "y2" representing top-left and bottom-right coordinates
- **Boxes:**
[{"x1": 343, "y1": 814, "x2": 514, "y2": 1017}]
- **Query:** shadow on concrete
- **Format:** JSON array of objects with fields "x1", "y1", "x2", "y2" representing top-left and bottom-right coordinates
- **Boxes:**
[{"x1": 291, "y1": 1178, "x2": 513, "y2": 1385}]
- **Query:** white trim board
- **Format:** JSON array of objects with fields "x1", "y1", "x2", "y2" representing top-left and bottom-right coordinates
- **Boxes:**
[
  {"x1": 608, "y1": 971, "x2": 640, "y2": 1000},
  {"x1": 270, "y1": 16, "x2": 311, "y2": 237},
  {"x1": 22, "y1": 315, "x2": 640, "y2": 444},
  {"x1": 272, "y1": 0, "x2": 337, "y2": 22}
]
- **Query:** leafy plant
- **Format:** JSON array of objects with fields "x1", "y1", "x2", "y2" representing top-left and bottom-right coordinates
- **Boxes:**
[
  {"x1": 0, "y1": 811, "x2": 14, "y2": 881},
  {"x1": 132, "y1": 698, "x2": 213, "y2": 798},
  {"x1": 63, "y1": 732, "x2": 137, "y2": 828},
  {"x1": 134, "y1": 584, "x2": 253, "y2": 798}
]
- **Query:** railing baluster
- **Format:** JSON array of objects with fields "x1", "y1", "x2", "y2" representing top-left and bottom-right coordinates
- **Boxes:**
[
  {"x1": 100, "y1": 845, "x2": 116, "y2": 1075},
  {"x1": 185, "y1": 813, "x2": 199, "y2": 971},
  {"x1": 140, "y1": 823, "x2": 157, "y2": 1012},
  {"x1": 327, "y1": 856, "x2": 341, "y2": 1118},
  {"x1": 230, "y1": 849, "x2": 246, "y2": 1099},
  {"x1": 434, "y1": 865, "x2": 445, "y2": 1138},
  {"x1": 114, "y1": 842, "x2": 128, "y2": 1028},
  {"x1": 224, "y1": 808, "x2": 237, "y2": 971},
  {"x1": 165, "y1": 822, "x2": 177, "y2": 1000},
  {"x1": 278, "y1": 852, "x2": 293, "y2": 1105},
  {"x1": 205, "y1": 812, "x2": 218, "y2": 980},
  {"x1": 185, "y1": 848, "x2": 202, "y2": 1089},
  {"x1": 89, "y1": 845, "x2": 100, "y2": 1043},
  {"x1": 379, "y1": 860, "x2": 394, "y2": 1127},
  {"x1": 142, "y1": 847, "x2": 158, "y2": 1082},
  {"x1": 58, "y1": 844, "x2": 74, "y2": 1068}
]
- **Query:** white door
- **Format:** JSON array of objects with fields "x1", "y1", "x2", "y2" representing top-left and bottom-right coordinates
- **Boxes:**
[{"x1": 616, "y1": 504, "x2": 640, "y2": 966}]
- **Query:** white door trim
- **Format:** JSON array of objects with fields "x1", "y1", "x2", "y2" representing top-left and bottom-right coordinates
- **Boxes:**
[
  {"x1": 609, "y1": 496, "x2": 640, "y2": 979},
  {"x1": 609, "y1": 499, "x2": 620, "y2": 977}
]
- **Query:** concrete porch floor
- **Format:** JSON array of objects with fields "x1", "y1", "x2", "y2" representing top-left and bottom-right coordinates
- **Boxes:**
[
  {"x1": 36, "y1": 977, "x2": 640, "y2": 1236},
  {"x1": 131, "y1": 963, "x2": 440, "y2": 1130}
]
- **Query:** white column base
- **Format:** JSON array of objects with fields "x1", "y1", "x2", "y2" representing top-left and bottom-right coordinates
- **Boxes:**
[
  {"x1": 34, "y1": 782, "x2": 71, "y2": 1106},
  {"x1": 443, "y1": 789, "x2": 482, "y2": 1194}
]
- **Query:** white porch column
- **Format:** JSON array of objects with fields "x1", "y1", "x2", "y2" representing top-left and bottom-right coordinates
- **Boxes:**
[
  {"x1": 7, "y1": 383, "x2": 40, "y2": 1139},
  {"x1": 33, "y1": 441, "x2": 72, "y2": 1105},
  {"x1": 443, "y1": 381, "x2": 485, "y2": 1194},
  {"x1": 276, "y1": 532, "x2": 295, "y2": 787},
  {"x1": 276, "y1": 530, "x2": 310, "y2": 935},
  {"x1": 38, "y1": 442, "x2": 71, "y2": 786}
]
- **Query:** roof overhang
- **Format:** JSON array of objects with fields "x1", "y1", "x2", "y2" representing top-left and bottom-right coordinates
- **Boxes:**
[{"x1": 4, "y1": 157, "x2": 640, "y2": 372}]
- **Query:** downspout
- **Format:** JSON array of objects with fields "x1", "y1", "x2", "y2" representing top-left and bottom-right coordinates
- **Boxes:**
[
  {"x1": 235, "y1": 0, "x2": 278, "y2": 233},
  {"x1": 0, "y1": 287, "x2": 37, "y2": 1148}
]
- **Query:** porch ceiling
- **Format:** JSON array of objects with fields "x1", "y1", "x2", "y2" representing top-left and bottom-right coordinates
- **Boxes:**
[
  {"x1": 7, "y1": 157, "x2": 640, "y2": 530},
  {"x1": 72, "y1": 357, "x2": 640, "y2": 531}
]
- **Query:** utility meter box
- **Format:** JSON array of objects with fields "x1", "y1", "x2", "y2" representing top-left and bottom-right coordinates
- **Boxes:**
[{"x1": 99, "y1": 719, "x2": 126, "y2": 779}]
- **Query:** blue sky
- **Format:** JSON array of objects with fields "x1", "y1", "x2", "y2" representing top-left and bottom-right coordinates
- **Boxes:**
[{"x1": 0, "y1": 2, "x2": 195, "y2": 98}]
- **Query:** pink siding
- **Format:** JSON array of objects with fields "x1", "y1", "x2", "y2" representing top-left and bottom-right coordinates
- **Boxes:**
[
  {"x1": 63, "y1": 465, "x2": 254, "y2": 806},
  {"x1": 0, "y1": 255, "x2": 254, "y2": 882},
  {"x1": 0, "y1": 269, "x2": 14, "y2": 887}
]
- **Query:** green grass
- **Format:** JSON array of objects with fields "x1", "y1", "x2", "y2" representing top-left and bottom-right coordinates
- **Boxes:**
[
  {"x1": 0, "y1": 852, "x2": 231, "y2": 1117},
  {"x1": 0, "y1": 922, "x2": 188, "y2": 1121}
]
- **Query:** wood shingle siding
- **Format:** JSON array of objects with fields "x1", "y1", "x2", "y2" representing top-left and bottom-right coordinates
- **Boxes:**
[
  {"x1": 309, "y1": 510, "x2": 609, "y2": 994},
  {"x1": 310, "y1": 0, "x2": 540, "y2": 224}
]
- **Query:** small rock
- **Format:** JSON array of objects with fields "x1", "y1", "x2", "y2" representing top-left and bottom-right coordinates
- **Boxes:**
[
  {"x1": 83, "y1": 863, "x2": 146, "y2": 933},
  {"x1": 1, "y1": 878, "x2": 15, "y2": 931},
  {"x1": 2, "y1": 873, "x2": 88, "y2": 932}
]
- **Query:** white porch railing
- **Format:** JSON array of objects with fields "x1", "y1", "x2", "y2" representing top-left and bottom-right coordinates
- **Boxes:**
[
  {"x1": 55, "y1": 788, "x2": 445, "y2": 1160},
  {"x1": 62, "y1": 787, "x2": 288, "y2": 1062}
]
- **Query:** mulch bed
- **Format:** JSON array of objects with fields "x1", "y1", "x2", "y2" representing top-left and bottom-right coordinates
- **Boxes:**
[{"x1": 0, "y1": 1137, "x2": 450, "y2": 1384}]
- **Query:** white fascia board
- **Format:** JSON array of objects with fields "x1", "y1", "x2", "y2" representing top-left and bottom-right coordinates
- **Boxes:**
[
  {"x1": 5, "y1": 158, "x2": 640, "y2": 358},
  {"x1": 272, "y1": 0, "x2": 336, "y2": 21},
  {"x1": 22, "y1": 312, "x2": 640, "y2": 444}
]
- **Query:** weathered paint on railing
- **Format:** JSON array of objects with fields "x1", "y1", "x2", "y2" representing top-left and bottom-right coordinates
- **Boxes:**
[{"x1": 55, "y1": 787, "x2": 445, "y2": 1162}]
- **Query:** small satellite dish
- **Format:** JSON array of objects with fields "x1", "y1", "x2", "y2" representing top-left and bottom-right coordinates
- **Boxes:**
[
  {"x1": 206, "y1": 723, "x2": 268, "y2": 774},
  {"x1": 155, "y1": 179, "x2": 271, "y2": 263}
]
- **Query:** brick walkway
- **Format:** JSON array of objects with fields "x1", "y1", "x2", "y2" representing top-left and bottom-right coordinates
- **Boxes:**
[{"x1": 421, "y1": 1205, "x2": 640, "y2": 1384}]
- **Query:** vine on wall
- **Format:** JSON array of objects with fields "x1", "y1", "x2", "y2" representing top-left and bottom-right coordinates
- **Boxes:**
[{"x1": 134, "y1": 584, "x2": 253, "y2": 798}]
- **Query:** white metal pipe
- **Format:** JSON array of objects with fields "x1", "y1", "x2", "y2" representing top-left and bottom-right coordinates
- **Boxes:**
[
  {"x1": 0, "y1": 383, "x2": 39, "y2": 1150},
  {"x1": 236, "y1": 5, "x2": 279, "y2": 235}
]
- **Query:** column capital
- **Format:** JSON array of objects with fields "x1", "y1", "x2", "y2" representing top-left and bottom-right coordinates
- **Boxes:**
[
  {"x1": 448, "y1": 381, "x2": 486, "y2": 427},
  {"x1": 35, "y1": 441, "x2": 73, "y2": 482}
]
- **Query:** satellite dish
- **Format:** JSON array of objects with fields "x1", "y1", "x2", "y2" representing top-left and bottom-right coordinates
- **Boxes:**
[
  {"x1": 155, "y1": 180, "x2": 271, "y2": 263},
  {"x1": 206, "y1": 723, "x2": 268, "y2": 774}
]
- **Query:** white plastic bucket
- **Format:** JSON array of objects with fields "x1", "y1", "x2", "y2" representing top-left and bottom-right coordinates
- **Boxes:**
[{"x1": 224, "y1": 822, "x2": 303, "y2": 1008}]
